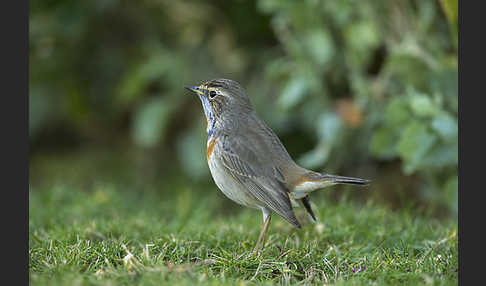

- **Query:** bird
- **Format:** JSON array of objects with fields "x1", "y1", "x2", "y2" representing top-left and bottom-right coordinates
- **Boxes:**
[{"x1": 185, "y1": 79, "x2": 370, "y2": 256}]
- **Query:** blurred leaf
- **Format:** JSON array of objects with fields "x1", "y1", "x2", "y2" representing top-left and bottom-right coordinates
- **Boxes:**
[
  {"x1": 257, "y1": 0, "x2": 285, "y2": 14},
  {"x1": 439, "y1": 0, "x2": 458, "y2": 25},
  {"x1": 439, "y1": 0, "x2": 458, "y2": 49},
  {"x1": 322, "y1": 1, "x2": 353, "y2": 26},
  {"x1": 416, "y1": 1, "x2": 437, "y2": 33},
  {"x1": 277, "y1": 76, "x2": 309, "y2": 110},
  {"x1": 431, "y1": 113, "x2": 458, "y2": 141},
  {"x1": 384, "y1": 97, "x2": 411, "y2": 127},
  {"x1": 420, "y1": 142, "x2": 457, "y2": 169},
  {"x1": 370, "y1": 127, "x2": 397, "y2": 159},
  {"x1": 116, "y1": 52, "x2": 174, "y2": 107},
  {"x1": 298, "y1": 142, "x2": 331, "y2": 170},
  {"x1": 397, "y1": 121, "x2": 437, "y2": 174},
  {"x1": 131, "y1": 97, "x2": 174, "y2": 148},
  {"x1": 265, "y1": 58, "x2": 292, "y2": 80},
  {"x1": 304, "y1": 29, "x2": 334, "y2": 67},
  {"x1": 344, "y1": 21, "x2": 380, "y2": 68},
  {"x1": 430, "y1": 70, "x2": 458, "y2": 109},
  {"x1": 316, "y1": 111, "x2": 342, "y2": 144},
  {"x1": 385, "y1": 52, "x2": 431, "y2": 90},
  {"x1": 299, "y1": 112, "x2": 342, "y2": 168},
  {"x1": 408, "y1": 91, "x2": 440, "y2": 117}
]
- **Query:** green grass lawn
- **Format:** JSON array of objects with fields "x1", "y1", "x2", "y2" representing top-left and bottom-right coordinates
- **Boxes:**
[{"x1": 29, "y1": 184, "x2": 457, "y2": 285}]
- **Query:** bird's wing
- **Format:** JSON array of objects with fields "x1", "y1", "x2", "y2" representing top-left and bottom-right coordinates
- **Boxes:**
[{"x1": 215, "y1": 133, "x2": 301, "y2": 228}]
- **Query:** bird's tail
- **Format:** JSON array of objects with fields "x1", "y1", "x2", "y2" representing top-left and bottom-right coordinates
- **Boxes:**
[
  {"x1": 290, "y1": 172, "x2": 370, "y2": 225},
  {"x1": 322, "y1": 174, "x2": 370, "y2": 186},
  {"x1": 292, "y1": 171, "x2": 370, "y2": 193}
]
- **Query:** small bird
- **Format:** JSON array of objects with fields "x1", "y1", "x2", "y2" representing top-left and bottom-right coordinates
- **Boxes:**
[{"x1": 186, "y1": 79, "x2": 369, "y2": 255}]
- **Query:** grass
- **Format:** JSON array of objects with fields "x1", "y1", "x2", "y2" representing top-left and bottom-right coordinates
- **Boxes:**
[{"x1": 29, "y1": 183, "x2": 457, "y2": 285}]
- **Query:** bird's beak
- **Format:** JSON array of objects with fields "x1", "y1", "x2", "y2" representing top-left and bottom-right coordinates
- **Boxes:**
[{"x1": 185, "y1": 85, "x2": 205, "y2": 96}]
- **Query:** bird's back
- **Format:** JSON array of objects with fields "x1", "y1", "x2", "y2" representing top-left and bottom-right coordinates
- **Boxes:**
[{"x1": 223, "y1": 111, "x2": 308, "y2": 189}]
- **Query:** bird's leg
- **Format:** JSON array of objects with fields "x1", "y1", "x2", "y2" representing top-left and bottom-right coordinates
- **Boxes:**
[
  {"x1": 251, "y1": 215, "x2": 271, "y2": 254},
  {"x1": 250, "y1": 208, "x2": 272, "y2": 256},
  {"x1": 257, "y1": 215, "x2": 272, "y2": 256},
  {"x1": 236, "y1": 213, "x2": 270, "y2": 260}
]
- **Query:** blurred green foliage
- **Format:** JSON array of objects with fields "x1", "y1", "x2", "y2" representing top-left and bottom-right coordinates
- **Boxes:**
[{"x1": 29, "y1": 0, "x2": 457, "y2": 217}]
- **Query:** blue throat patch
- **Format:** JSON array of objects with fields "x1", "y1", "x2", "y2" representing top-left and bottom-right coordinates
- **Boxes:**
[{"x1": 198, "y1": 94, "x2": 215, "y2": 136}]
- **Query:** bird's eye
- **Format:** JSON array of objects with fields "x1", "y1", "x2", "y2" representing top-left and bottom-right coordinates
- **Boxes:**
[{"x1": 209, "y1": 90, "x2": 217, "y2": 99}]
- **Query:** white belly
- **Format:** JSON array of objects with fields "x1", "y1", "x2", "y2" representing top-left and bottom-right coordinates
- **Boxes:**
[{"x1": 207, "y1": 154, "x2": 261, "y2": 209}]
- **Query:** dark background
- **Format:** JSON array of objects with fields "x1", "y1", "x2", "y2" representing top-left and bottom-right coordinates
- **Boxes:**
[{"x1": 29, "y1": 0, "x2": 458, "y2": 219}]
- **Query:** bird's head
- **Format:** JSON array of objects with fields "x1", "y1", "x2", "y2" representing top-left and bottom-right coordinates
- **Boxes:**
[{"x1": 185, "y1": 78, "x2": 253, "y2": 134}]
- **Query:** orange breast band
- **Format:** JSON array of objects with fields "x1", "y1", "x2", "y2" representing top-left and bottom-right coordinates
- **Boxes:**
[{"x1": 206, "y1": 137, "x2": 218, "y2": 161}]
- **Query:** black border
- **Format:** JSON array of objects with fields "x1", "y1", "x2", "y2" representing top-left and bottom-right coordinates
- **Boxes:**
[
  {"x1": 458, "y1": 0, "x2": 478, "y2": 285},
  {"x1": 4, "y1": 0, "x2": 29, "y2": 284}
]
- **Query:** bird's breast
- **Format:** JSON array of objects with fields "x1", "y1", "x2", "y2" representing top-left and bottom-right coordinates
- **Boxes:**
[{"x1": 206, "y1": 138, "x2": 261, "y2": 209}]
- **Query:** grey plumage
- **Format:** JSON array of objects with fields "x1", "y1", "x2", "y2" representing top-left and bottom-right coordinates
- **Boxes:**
[
  {"x1": 186, "y1": 78, "x2": 370, "y2": 255},
  {"x1": 215, "y1": 131, "x2": 302, "y2": 228}
]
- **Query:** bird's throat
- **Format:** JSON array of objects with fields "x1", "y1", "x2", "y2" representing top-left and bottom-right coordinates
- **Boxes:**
[{"x1": 198, "y1": 94, "x2": 215, "y2": 136}]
